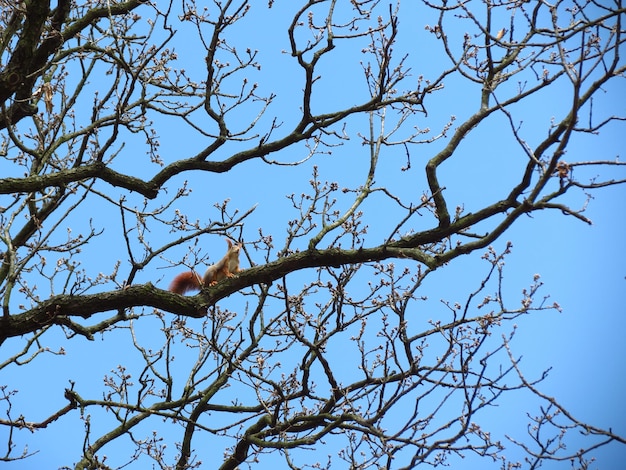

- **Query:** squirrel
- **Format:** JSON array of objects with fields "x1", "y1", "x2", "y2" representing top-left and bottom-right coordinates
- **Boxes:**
[{"x1": 169, "y1": 239, "x2": 242, "y2": 294}]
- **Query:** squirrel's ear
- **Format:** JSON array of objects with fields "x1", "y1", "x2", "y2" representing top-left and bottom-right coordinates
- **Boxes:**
[{"x1": 225, "y1": 238, "x2": 233, "y2": 248}]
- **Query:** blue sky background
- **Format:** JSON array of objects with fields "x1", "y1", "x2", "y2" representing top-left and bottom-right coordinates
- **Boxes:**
[{"x1": 1, "y1": 1, "x2": 625, "y2": 468}]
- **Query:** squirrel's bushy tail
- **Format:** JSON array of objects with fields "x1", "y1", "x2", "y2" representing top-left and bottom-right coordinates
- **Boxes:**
[{"x1": 169, "y1": 271, "x2": 202, "y2": 294}]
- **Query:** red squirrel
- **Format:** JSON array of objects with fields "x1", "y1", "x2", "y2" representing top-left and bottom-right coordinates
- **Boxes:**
[{"x1": 169, "y1": 239, "x2": 242, "y2": 294}]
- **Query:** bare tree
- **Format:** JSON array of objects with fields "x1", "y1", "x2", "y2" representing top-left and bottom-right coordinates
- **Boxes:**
[{"x1": 0, "y1": 0, "x2": 625, "y2": 468}]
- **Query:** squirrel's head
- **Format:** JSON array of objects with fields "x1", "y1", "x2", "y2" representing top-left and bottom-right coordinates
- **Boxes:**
[{"x1": 226, "y1": 238, "x2": 241, "y2": 254}]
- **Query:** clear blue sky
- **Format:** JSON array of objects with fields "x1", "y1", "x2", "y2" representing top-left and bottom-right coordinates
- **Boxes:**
[{"x1": 2, "y1": 1, "x2": 625, "y2": 469}]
